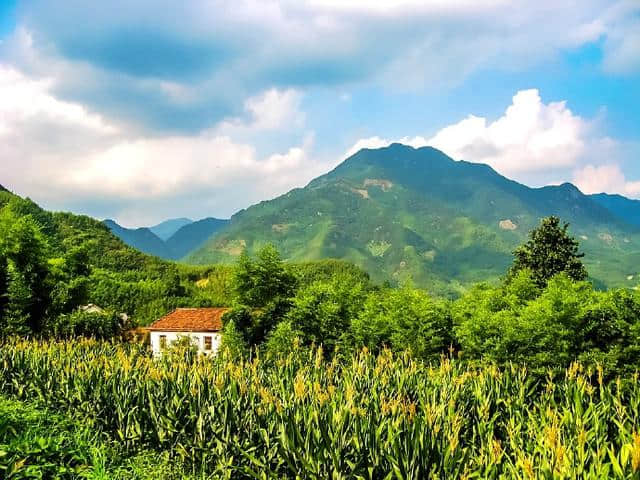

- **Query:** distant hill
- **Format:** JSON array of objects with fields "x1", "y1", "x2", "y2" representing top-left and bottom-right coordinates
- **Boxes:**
[
  {"x1": 0, "y1": 188, "x2": 175, "y2": 279},
  {"x1": 590, "y1": 193, "x2": 640, "y2": 228},
  {"x1": 150, "y1": 218, "x2": 193, "y2": 241},
  {"x1": 103, "y1": 220, "x2": 172, "y2": 258},
  {"x1": 165, "y1": 217, "x2": 229, "y2": 260},
  {"x1": 187, "y1": 144, "x2": 640, "y2": 295},
  {"x1": 105, "y1": 217, "x2": 228, "y2": 260}
]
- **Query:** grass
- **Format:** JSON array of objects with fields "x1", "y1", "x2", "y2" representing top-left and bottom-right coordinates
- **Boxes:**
[{"x1": 0, "y1": 395, "x2": 212, "y2": 479}]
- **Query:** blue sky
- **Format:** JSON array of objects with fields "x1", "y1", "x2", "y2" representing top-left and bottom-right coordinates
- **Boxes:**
[{"x1": 0, "y1": 0, "x2": 638, "y2": 225}]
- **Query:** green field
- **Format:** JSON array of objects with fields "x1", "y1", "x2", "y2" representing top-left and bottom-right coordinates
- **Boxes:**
[{"x1": 2, "y1": 339, "x2": 640, "y2": 479}]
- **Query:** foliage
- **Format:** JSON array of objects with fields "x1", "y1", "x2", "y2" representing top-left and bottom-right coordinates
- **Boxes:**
[
  {"x1": 352, "y1": 284, "x2": 454, "y2": 361},
  {"x1": 233, "y1": 245, "x2": 297, "y2": 309},
  {"x1": 0, "y1": 395, "x2": 211, "y2": 479},
  {"x1": 264, "y1": 320, "x2": 302, "y2": 359},
  {"x1": 219, "y1": 319, "x2": 248, "y2": 359},
  {"x1": 230, "y1": 245, "x2": 297, "y2": 344},
  {"x1": 0, "y1": 208, "x2": 52, "y2": 335},
  {"x1": 46, "y1": 309, "x2": 125, "y2": 339},
  {"x1": 2, "y1": 340, "x2": 640, "y2": 478},
  {"x1": 509, "y1": 216, "x2": 588, "y2": 287},
  {"x1": 453, "y1": 271, "x2": 640, "y2": 375},
  {"x1": 285, "y1": 276, "x2": 366, "y2": 353},
  {"x1": 0, "y1": 395, "x2": 102, "y2": 479}
]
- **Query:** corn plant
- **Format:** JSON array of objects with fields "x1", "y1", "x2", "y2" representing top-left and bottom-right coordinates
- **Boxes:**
[{"x1": 1, "y1": 338, "x2": 639, "y2": 479}]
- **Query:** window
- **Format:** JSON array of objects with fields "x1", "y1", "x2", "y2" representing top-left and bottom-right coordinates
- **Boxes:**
[
  {"x1": 159, "y1": 335, "x2": 167, "y2": 349},
  {"x1": 204, "y1": 336, "x2": 212, "y2": 351}
]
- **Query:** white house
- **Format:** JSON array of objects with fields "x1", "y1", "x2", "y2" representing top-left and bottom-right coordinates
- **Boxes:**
[{"x1": 148, "y1": 308, "x2": 228, "y2": 356}]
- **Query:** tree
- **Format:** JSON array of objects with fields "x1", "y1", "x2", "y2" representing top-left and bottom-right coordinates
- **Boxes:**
[
  {"x1": 0, "y1": 210, "x2": 52, "y2": 335},
  {"x1": 509, "y1": 216, "x2": 587, "y2": 287},
  {"x1": 219, "y1": 319, "x2": 248, "y2": 359},
  {"x1": 233, "y1": 245, "x2": 296, "y2": 308},
  {"x1": 0, "y1": 251, "x2": 7, "y2": 326},
  {"x1": 231, "y1": 245, "x2": 297, "y2": 344},
  {"x1": 47, "y1": 308, "x2": 123, "y2": 339},
  {"x1": 264, "y1": 320, "x2": 302, "y2": 359}
]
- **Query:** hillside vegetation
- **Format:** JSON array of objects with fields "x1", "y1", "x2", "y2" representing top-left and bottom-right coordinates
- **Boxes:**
[
  {"x1": 0, "y1": 187, "x2": 368, "y2": 332},
  {"x1": 4, "y1": 182, "x2": 640, "y2": 478}
]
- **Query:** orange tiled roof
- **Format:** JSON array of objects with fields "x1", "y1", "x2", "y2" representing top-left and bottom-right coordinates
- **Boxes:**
[{"x1": 148, "y1": 308, "x2": 228, "y2": 332}]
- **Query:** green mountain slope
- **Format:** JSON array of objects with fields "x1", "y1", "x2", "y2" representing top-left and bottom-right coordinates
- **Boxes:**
[
  {"x1": 166, "y1": 217, "x2": 229, "y2": 260},
  {"x1": 0, "y1": 190, "x2": 175, "y2": 278},
  {"x1": 187, "y1": 144, "x2": 640, "y2": 295},
  {"x1": 590, "y1": 193, "x2": 640, "y2": 228},
  {"x1": 103, "y1": 220, "x2": 172, "y2": 258},
  {"x1": 150, "y1": 218, "x2": 193, "y2": 241}
]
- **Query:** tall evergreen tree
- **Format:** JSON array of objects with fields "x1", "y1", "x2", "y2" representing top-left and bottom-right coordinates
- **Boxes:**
[{"x1": 509, "y1": 216, "x2": 588, "y2": 287}]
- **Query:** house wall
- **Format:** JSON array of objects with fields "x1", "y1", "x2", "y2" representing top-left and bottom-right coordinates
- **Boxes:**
[{"x1": 149, "y1": 331, "x2": 222, "y2": 356}]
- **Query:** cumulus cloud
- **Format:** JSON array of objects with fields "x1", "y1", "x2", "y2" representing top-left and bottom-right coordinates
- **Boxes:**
[
  {"x1": 2, "y1": 0, "x2": 638, "y2": 132},
  {"x1": 0, "y1": 65, "x2": 329, "y2": 225},
  {"x1": 427, "y1": 89, "x2": 588, "y2": 176}
]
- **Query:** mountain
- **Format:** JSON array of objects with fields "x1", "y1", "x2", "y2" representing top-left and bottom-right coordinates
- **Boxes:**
[
  {"x1": 103, "y1": 220, "x2": 172, "y2": 258},
  {"x1": 150, "y1": 218, "x2": 193, "y2": 241},
  {"x1": 105, "y1": 217, "x2": 229, "y2": 260},
  {"x1": 165, "y1": 217, "x2": 229, "y2": 259},
  {"x1": 590, "y1": 193, "x2": 640, "y2": 228},
  {"x1": 187, "y1": 144, "x2": 640, "y2": 295}
]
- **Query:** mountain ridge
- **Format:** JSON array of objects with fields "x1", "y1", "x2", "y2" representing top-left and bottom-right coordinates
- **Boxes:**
[
  {"x1": 186, "y1": 144, "x2": 640, "y2": 295},
  {"x1": 590, "y1": 193, "x2": 640, "y2": 228},
  {"x1": 105, "y1": 217, "x2": 229, "y2": 260}
]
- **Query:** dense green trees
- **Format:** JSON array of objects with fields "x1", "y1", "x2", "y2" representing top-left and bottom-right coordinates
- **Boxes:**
[
  {"x1": 352, "y1": 285, "x2": 454, "y2": 361},
  {"x1": 285, "y1": 276, "x2": 366, "y2": 353},
  {"x1": 224, "y1": 221, "x2": 640, "y2": 376},
  {"x1": 454, "y1": 271, "x2": 640, "y2": 374},
  {"x1": 227, "y1": 245, "x2": 297, "y2": 344}
]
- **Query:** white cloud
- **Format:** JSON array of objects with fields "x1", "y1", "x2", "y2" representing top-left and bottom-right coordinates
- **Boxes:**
[
  {"x1": 245, "y1": 89, "x2": 305, "y2": 130},
  {"x1": 215, "y1": 88, "x2": 305, "y2": 137},
  {"x1": 0, "y1": 65, "x2": 116, "y2": 137},
  {"x1": 0, "y1": 65, "x2": 329, "y2": 225},
  {"x1": 573, "y1": 164, "x2": 640, "y2": 197},
  {"x1": 427, "y1": 89, "x2": 588, "y2": 176}
]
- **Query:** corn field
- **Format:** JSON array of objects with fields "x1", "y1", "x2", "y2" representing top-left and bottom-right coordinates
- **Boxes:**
[{"x1": 1, "y1": 339, "x2": 640, "y2": 479}]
